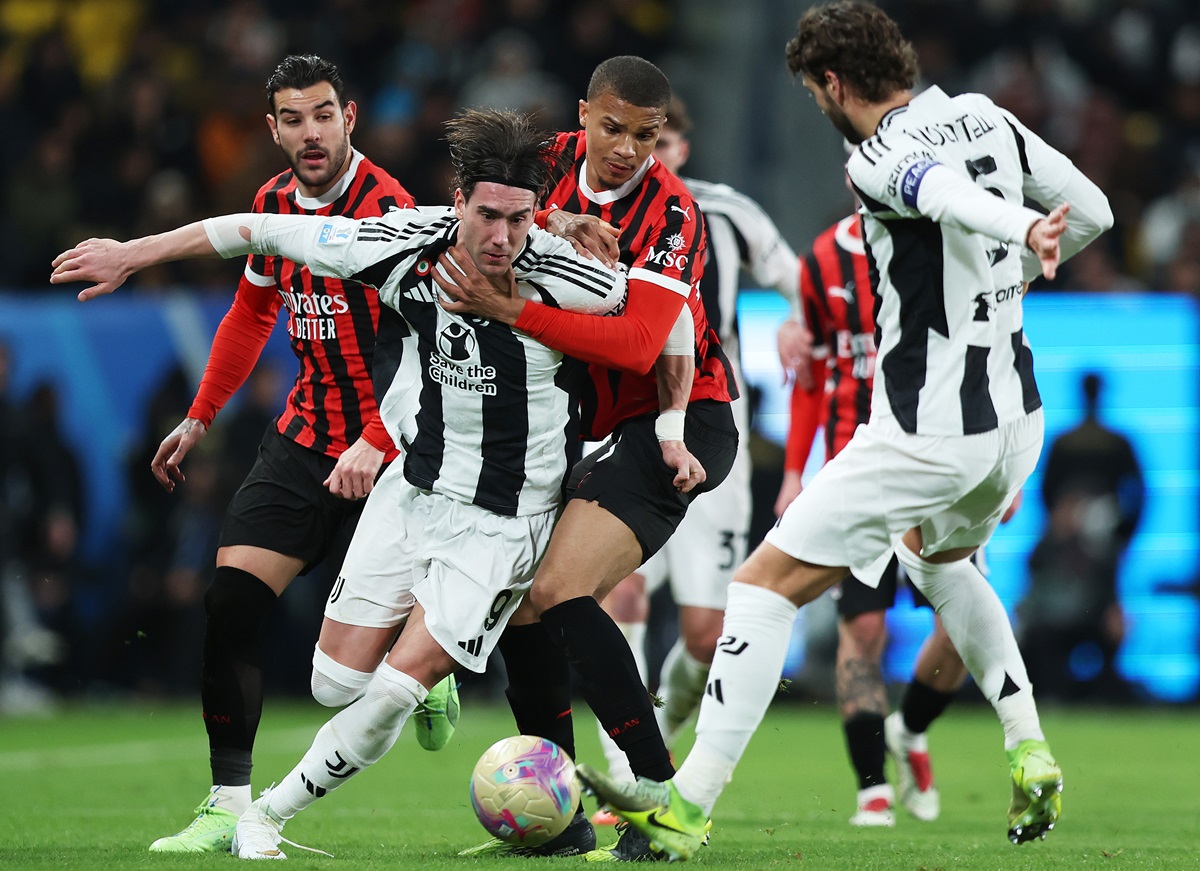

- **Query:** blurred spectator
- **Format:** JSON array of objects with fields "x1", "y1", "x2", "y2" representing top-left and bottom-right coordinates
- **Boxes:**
[{"x1": 1018, "y1": 372, "x2": 1145, "y2": 703}]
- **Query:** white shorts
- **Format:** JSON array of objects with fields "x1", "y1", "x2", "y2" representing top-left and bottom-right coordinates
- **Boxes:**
[
  {"x1": 638, "y1": 437, "x2": 751, "y2": 610},
  {"x1": 766, "y1": 409, "x2": 1044, "y2": 587},
  {"x1": 326, "y1": 466, "x2": 556, "y2": 672}
]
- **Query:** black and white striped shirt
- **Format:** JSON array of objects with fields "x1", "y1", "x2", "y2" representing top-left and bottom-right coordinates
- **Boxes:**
[
  {"x1": 254, "y1": 207, "x2": 626, "y2": 516},
  {"x1": 847, "y1": 85, "x2": 1111, "y2": 436},
  {"x1": 683, "y1": 177, "x2": 799, "y2": 430}
]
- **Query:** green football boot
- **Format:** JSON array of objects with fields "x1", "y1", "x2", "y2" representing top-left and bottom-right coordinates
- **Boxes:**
[
  {"x1": 413, "y1": 674, "x2": 460, "y2": 751},
  {"x1": 576, "y1": 766, "x2": 709, "y2": 861},
  {"x1": 1007, "y1": 739, "x2": 1063, "y2": 844}
]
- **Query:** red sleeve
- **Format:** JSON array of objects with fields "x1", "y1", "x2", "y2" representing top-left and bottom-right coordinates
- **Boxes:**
[
  {"x1": 783, "y1": 366, "x2": 826, "y2": 473},
  {"x1": 186, "y1": 272, "x2": 281, "y2": 426},
  {"x1": 534, "y1": 207, "x2": 556, "y2": 229},
  {"x1": 513, "y1": 279, "x2": 686, "y2": 374},
  {"x1": 359, "y1": 414, "x2": 396, "y2": 453}
]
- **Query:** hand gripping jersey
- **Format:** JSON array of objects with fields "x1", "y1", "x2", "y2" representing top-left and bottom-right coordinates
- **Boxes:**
[
  {"x1": 517, "y1": 131, "x2": 736, "y2": 440},
  {"x1": 785, "y1": 215, "x2": 876, "y2": 475},
  {"x1": 241, "y1": 207, "x2": 626, "y2": 517},
  {"x1": 847, "y1": 86, "x2": 1111, "y2": 437},
  {"x1": 188, "y1": 150, "x2": 415, "y2": 458}
]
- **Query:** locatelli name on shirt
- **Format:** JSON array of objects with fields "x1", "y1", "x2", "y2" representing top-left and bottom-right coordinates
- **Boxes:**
[{"x1": 428, "y1": 352, "x2": 498, "y2": 396}]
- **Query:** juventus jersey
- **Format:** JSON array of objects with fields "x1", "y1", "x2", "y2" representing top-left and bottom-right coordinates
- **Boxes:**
[
  {"x1": 847, "y1": 85, "x2": 1110, "y2": 436},
  {"x1": 683, "y1": 176, "x2": 799, "y2": 431},
  {"x1": 249, "y1": 207, "x2": 626, "y2": 516}
]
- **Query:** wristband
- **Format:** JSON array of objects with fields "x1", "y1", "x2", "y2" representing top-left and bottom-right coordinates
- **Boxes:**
[{"x1": 655, "y1": 409, "x2": 686, "y2": 442}]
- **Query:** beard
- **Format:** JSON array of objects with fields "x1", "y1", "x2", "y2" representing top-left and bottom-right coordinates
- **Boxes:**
[
  {"x1": 827, "y1": 105, "x2": 864, "y2": 145},
  {"x1": 287, "y1": 135, "x2": 350, "y2": 192}
]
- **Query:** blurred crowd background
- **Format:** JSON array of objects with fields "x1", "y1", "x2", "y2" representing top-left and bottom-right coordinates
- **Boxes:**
[{"x1": 0, "y1": 0, "x2": 1197, "y2": 710}]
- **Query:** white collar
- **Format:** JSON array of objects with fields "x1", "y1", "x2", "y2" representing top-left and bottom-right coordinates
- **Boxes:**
[
  {"x1": 576, "y1": 153, "x2": 656, "y2": 205},
  {"x1": 293, "y1": 149, "x2": 363, "y2": 209}
]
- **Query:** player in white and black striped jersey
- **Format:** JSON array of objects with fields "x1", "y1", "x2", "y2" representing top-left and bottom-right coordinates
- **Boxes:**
[
  {"x1": 576, "y1": 3, "x2": 1114, "y2": 856},
  {"x1": 51, "y1": 109, "x2": 650, "y2": 858},
  {"x1": 590, "y1": 96, "x2": 813, "y2": 794}
]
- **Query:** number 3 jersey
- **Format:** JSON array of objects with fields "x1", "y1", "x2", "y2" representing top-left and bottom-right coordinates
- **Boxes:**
[
  {"x1": 249, "y1": 206, "x2": 626, "y2": 517},
  {"x1": 846, "y1": 85, "x2": 1110, "y2": 437}
]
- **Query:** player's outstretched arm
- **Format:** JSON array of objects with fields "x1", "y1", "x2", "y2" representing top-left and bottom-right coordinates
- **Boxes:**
[{"x1": 51, "y1": 223, "x2": 223, "y2": 301}]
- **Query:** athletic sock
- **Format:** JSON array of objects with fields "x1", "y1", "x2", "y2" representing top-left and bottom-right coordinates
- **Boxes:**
[
  {"x1": 596, "y1": 620, "x2": 648, "y2": 781},
  {"x1": 499, "y1": 622, "x2": 576, "y2": 761},
  {"x1": 900, "y1": 677, "x2": 957, "y2": 735},
  {"x1": 202, "y1": 566, "x2": 278, "y2": 786},
  {"x1": 678, "y1": 582, "x2": 796, "y2": 815},
  {"x1": 266, "y1": 663, "x2": 425, "y2": 820},
  {"x1": 843, "y1": 712, "x2": 887, "y2": 789},
  {"x1": 658, "y1": 639, "x2": 709, "y2": 742},
  {"x1": 895, "y1": 542, "x2": 1043, "y2": 750},
  {"x1": 207, "y1": 784, "x2": 251, "y2": 815},
  {"x1": 541, "y1": 596, "x2": 671, "y2": 782}
]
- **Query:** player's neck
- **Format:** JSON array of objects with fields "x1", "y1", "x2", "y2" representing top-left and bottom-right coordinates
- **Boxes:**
[{"x1": 859, "y1": 90, "x2": 913, "y2": 139}]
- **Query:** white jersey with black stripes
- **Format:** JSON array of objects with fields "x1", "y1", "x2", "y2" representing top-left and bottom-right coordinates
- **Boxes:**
[
  {"x1": 248, "y1": 206, "x2": 627, "y2": 516},
  {"x1": 847, "y1": 85, "x2": 1110, "y2": 437}
]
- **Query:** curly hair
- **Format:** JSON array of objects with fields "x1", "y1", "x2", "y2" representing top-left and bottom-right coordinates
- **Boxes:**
[
  {"x1": 444, "y1": 108, "x2": 558, "y2": 202},
  {"x1": 785, "y1": 2, "x2": 918, "y2": 102},
  {"x1": 266, "y1": 55, "x2": 347, "y2": 113}
]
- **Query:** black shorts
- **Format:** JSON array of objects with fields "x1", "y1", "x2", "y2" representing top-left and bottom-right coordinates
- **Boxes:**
[
  {"x1": 567, "y1": 399, "x2": 738, "y2": 562},
  {"x1": 219, "y1": 424, "x2": 372, "y2": 574},
  {"x1": 833, "y1": 556, "x2": 932, "y2": 620}
]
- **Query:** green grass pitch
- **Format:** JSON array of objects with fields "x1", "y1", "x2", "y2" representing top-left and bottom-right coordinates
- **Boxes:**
[{"x1": 1, "y1": 698, "x2": 1196, "y2": 869}]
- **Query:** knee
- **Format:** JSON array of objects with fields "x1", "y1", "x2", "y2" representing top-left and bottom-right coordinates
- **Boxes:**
[
  {"x1": 839, "y1": 612, "x2": 887, "y2": 660},
  {"x1": 204, "y1": 566, "x2": 276, "y2": 633},
  {"x1": 311, "y1": 645, "x2": 373, "y2": 707}
]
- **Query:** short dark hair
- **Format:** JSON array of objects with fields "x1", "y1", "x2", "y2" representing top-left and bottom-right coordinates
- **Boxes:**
[
  {"x1": 444, "y1": 109, "x2": 557, "y2": 202},
  {"x1": 663, "y1": 95, "x2": 693, "y2": 136},
  {"x1": 785, "y1": 2, "x2": 918, "y2": 102},
  {"x1": 266, "y1": 54, "x2": 347, "y2": 114},
  {"x1": 587, "y1": 56, "x2": 671, "y2": 111}
]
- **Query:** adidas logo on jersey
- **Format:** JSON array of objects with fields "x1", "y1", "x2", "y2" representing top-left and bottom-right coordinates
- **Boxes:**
[{"x1": 458, "y1": 636, "x2": 484, "y2": 657}]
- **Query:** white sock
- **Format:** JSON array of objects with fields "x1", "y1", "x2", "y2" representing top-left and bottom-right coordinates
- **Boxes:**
[
  {"x1": 616, "y1": 621, "x2": 649, "y2": 681},
  {"x1": 895, "y1": 541, "x2": 1043, "y2": 749},
  {"x1": 208, "y1": 784, "x2": 251, "y2": 815},
  {"x1": 677, "y1": 583, "x2": 796, "y2": 815},
  {"x1": 594, "y1": 621, "x2": 647, "y2": 782},
  {"x1": 657, "y1": 639, "x2": 709, "y2": 742},
  {"x1": 266, "y1": 662, "x2": 426, "y2": 820},
  {"x1": 311, "y1": 644, "x2": 374, "y2": 707}
]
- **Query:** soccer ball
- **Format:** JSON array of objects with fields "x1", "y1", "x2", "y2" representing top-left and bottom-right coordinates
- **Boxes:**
[{"x1": 469, "y1": 735, "x2": 580, "y2": 846}]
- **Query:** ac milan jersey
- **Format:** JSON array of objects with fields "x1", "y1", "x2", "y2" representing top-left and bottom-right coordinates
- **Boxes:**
[
  {"x1": 245, "y1": 150, "x2": 414, "y2": 457},
  {"x1": 251, "y1": 207, "x2": 626, "y2": 516},
  {"x1": 796, "y1": 215, "x2": 876, "y2": 462},
  {"x1": 545, "y1": 131, "x2": 735, "y2": 439}
]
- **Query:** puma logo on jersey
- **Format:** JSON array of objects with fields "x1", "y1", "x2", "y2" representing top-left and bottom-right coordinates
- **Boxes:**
[
  {"x1": 828, "y1": 282, "x2": 855, "y2": 303},
  {"x1": 670, "y1": 205, "x2": 692, "y2": 220}
]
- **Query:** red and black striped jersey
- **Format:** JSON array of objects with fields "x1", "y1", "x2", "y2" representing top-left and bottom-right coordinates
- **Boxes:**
[
  {"x1": 540, "y1": 131, "x2": 735, "y2": 439},
  {"x1": 785, "y1": 215, "x2": 877, "y2": 470},
  {"x1": 189, "y1": 150, "x2": 414, "y2": 459}
]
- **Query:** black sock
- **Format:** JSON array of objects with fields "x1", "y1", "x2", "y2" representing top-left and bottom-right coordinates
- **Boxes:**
[
  {"x1": 541, "y1": 596, "x2": 673, "y2": 782},
  {"x1": 900, "y1": 678, "x2": 957, "y2": 734},
  {"x1": 201, "y1": 566, "x2": 277, "y2": 786},
  {"x1": 843, "y1": 712, "x2": 886, "y2": 790},
  {"x1": 498, "y1": 622, "x2": 576, "y2": 762}
]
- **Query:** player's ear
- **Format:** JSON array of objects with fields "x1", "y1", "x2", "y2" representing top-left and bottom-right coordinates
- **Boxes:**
[
  {"x1": 453, "y1": 189, "x2": 466, "y2": 219},
  {"x1": 343, "y1": 100, "x2": 357, "y2": 135},
  {"x1": 265, "y1": 113, "x2": 280, "y2": 145},
  {"x1": 578, "y1": 99, "x2": 588, "y2": 129}
]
